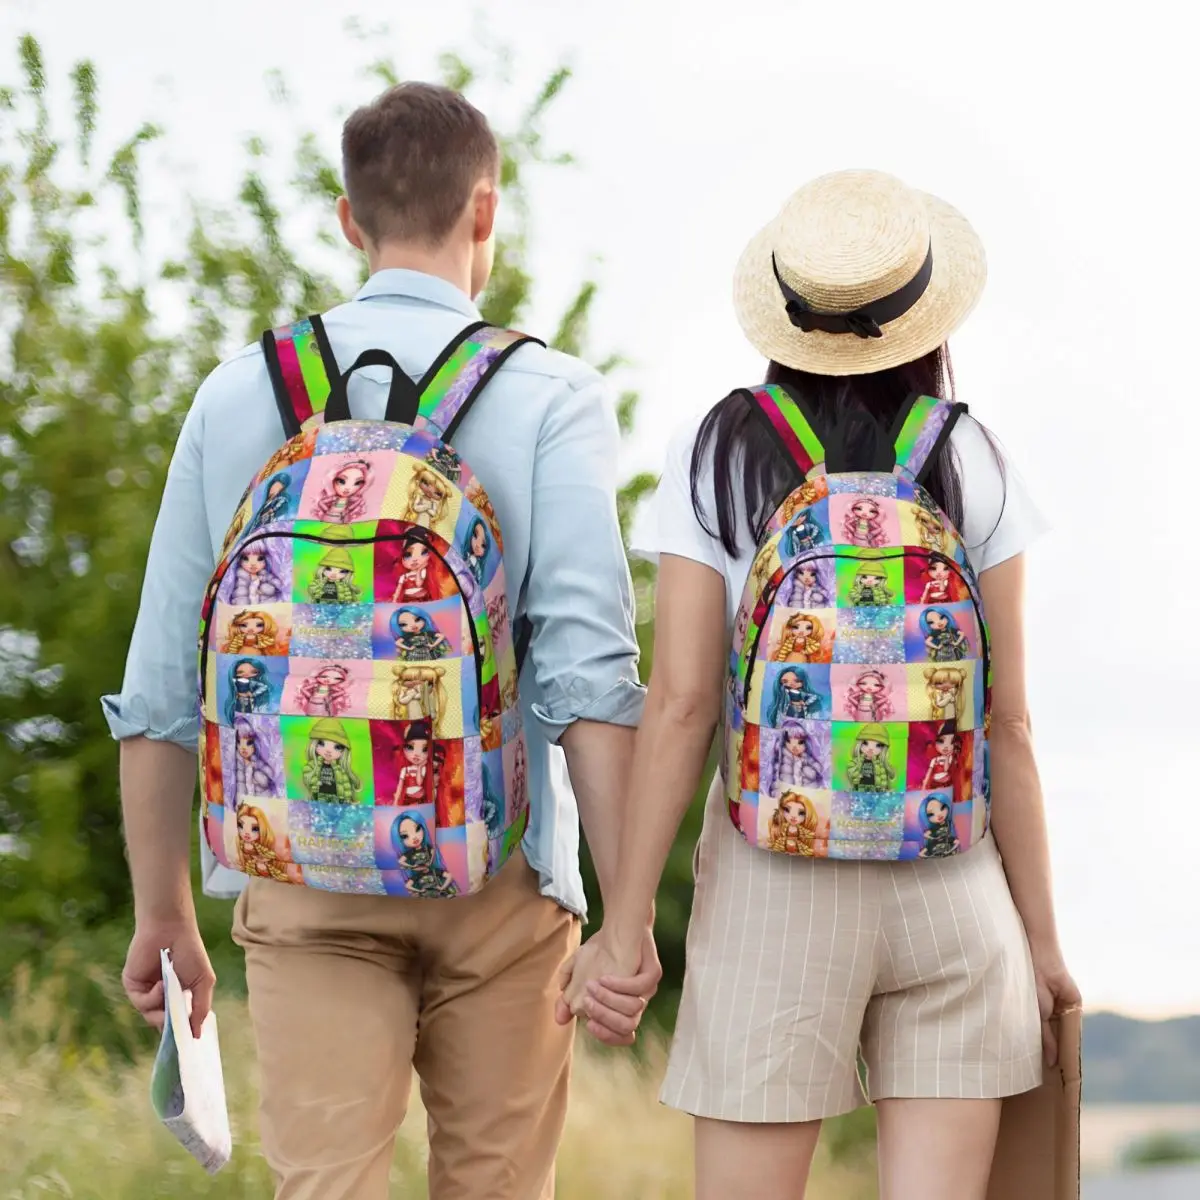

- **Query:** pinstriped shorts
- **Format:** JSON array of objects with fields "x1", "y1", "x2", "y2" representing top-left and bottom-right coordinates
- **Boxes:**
[{"x1": 661, "y1": 777, "x2": 1043, "y2": 1123}]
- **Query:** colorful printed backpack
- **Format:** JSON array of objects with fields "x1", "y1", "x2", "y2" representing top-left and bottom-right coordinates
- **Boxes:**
[
  {"x1": 196, "y1": 315, "x2": 541, "y2": 897},
  {"x1": 725, "y1": 385, "x2": 991, "y2": 862}
]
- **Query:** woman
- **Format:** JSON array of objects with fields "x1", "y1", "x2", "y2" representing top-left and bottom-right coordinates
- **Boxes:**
[
  {"x1": 461, "y1": 517, "x2": 490, "y2": 586},
  {"x1": 390, "y1": 606, "x2": 451, "y2": 661},
  {"x1": 769, "y1": 612, "x2": 824, "y2": 663},
  {"x1": 301, "y1": 717, "x2": 361, "y2": 805},
  {"x1": 560, "y1": 170, "x2": 1078, "y2": 1200},
  {"x1": 227, "y1": 541, "x2": 286, "y2": 606},
  {"x1": 391, "y1": 812, "x2": 457, "y2": 898},
  {"x1": 313, "y1": 458, "x2": 371, "y2": 524},
  {"x1": 922, "y1": 605, "x2": 970, "y2": 660}
]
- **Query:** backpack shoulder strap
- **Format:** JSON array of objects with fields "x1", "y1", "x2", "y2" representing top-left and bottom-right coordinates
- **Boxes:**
[
  {"x1": 415, "y1": 322, "x2": 545, "y2": 441},
  {"x1": 890, "y1": 394, "x2": 969, "y2": 485},
  {"x1": 262, "y1": 314, "x2": 340, "y2": 439},
  {"x1": 740, "y1": 383, "x2": 826, "y2": 482}
]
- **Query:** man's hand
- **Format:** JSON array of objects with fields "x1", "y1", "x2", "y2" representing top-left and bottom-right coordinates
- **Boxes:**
[
  {"x1": 555, "y1": 925, "x2": 661, "y2": 1047},
  {"x1": 123, "y1": 919, "x2": 215, "y2": 1040}
]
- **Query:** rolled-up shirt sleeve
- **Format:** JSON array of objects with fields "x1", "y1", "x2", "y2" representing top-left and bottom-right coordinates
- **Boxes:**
[
  {"x1": 524, "y1": 373, "x2": 646, "y2": 741},
  {"x1": 101, "y1": 392, "x2": 215, "y2": 751}
]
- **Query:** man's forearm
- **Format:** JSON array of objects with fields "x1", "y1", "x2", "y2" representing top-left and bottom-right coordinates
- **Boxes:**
[
  {"x1": 120, "y1": 737, "x2": 198, "y2": 924},
  {"x1": 559, "y1": 719, "x2": 638, "y2": 912}
]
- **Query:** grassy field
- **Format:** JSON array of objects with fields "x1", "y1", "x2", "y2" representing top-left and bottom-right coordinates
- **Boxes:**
[{"x1": 0, "y1": 968, "x2": 877, "y2": 1199}]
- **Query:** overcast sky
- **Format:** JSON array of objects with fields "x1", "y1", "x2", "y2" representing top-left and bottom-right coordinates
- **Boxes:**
[{"x1": 4, "y1": 0, "x2": 1197, "y2": 1017}]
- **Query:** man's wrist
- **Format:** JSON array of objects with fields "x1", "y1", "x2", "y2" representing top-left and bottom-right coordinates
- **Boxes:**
[{"x1": 134, "y1": 888, "x2": 197, "y2": 928}]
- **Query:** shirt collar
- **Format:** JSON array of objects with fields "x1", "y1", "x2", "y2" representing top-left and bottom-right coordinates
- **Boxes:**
[{"x1": 354, "y1": 268, "x2": 481, "y2": 320}]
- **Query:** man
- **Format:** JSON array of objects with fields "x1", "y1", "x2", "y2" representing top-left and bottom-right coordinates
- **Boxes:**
[{"x1": 104, "y1": 82, "x2": 659, "y2": 1200}]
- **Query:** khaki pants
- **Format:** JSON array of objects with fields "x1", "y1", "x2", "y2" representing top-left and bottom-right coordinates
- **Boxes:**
[{"x1": 232, "y1": 850, "x2": 580, "y2": 1200}]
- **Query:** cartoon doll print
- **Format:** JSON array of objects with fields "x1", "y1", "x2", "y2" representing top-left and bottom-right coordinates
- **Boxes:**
[
  {"x1": 236, "y1": 803, "x2": 299, "y2": 882},
  {"x1": 486, "y1": 593, "x2": 510, "y2": 642},
  {"x1": 766, "y1": 668, "x2": 823, "y2": 725},
  {"x1": 842, "y1": 497, "x2": 887, "y2": 548},
  {"x1": 779, "y1": 480, "x2": 824, "y2": 526},
  {"x1": 768, "y1": 791, "x2": 819, "y2": 856},
  {"x1": 431, "y1": 743, "x2": 448, "y2": 809},
  {"x1": 482, "y1": 759, "x2": 506, "y2": 841},
  {"x1": 220, "y1": 504, "x2": 249, "y2": 559},
  {"x1": 228, "y1": 541, "x2": 285, "y2": 606},
  {"x1": 391, "y1": 812, "x2": 458, "y2": 898},
  {"x1": 247, "y1": 473, "x2": 292, "y2": 533},
  {"x1": 923, "y1": 721, "x2": 962, "y2": 793},
  {"x1": 921, "y1": 607, "x2": 969, "y2": 661},
  {"x1": 233, "y1": 719, "x2": 276, "y2": 797},
  {"x1": 226, "y1": 658, "x2": 272, "y2": 722},
  {"x1": 846, "y1": 723, "x2": 896, "y2": 793},
  {"x1": 392, "y1": 721, "x2": 432, "y2": 806},
  {"x1": 751, "y1": 548, "x2": 776, "y2": 598},
  {"x1": 783, "y1": 562, "x2": 830, "y2": 609},
  {"x1": 392, "y1": 535, "x2": 437, "y2": 604},
  {"x1": 773, "y1": 725, "x2": 824, "y2": 791},
  {"x1": 308, "y1": 543, "x2": 361, "y2": 604},
  {"x1": 771, "y1": 613, "x2": 825, "y2": 664},
  {"x1": 297, "y1": 664, "x2": 351, "y2": 718},
  {"x1": 426, "y1": 442, "x2": 462, "y2": 483},
  {"x1": 918, "y1": 793, "x2": 959, "y2": 858},
  {"x1": 460, "y1": 517, "x2": 490, "y2": 587},
  {"x1": 920, "y1": 555, "x2": 959, "y2": 605},
  {"x1": 845, "y1": 668, "x2": 895, "y2": 722},
  {"x1": 913, "y1": 506, "x2": 946, "y2": 554},
  {"x1": 404, "y1": 466, "x2": 452, "y2": 527},
  {"x1": 260, "y1": 432, "x2": 314, "y2": 482},
  {"x1": 390, "y1": 607, "x2": 451, "y2": 661},
  {"x1": 848, "y1": 560, "x2": 895, "y2": 607},
  {"x1": 925, "y1": 668, "x2": 967, "y2": 723},
  {"x1": 221, "y1": 610, "x2": 279, "y2": 654},
  {"x1": 511, "y1": 739, "x2": 528, "y2": 809},
  {"x1": 464, "y1": 478, "x2": 502, "y2": 549},
  {"x1": 302, "y1": 718, "x2": 362, "y2": 805},
  {"x1": 314, "y1": 458, "x2": 371, "y2": 524},
  {"x1": 782, "y1": 510, "x2": 824, "y2": 559},
  {"x1": 391, "y1": 665, "x2": 448, "y2": 735}
]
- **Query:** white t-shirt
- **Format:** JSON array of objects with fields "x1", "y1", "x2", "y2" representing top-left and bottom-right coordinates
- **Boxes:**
[{"x1": 632, "y1": 410, "x2": 1048, "y2": 624}]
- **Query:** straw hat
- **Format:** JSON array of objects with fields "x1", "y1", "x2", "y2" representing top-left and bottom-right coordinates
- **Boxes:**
[{"x1": 733, "y1": 170, "x2": 986, "y2": 376}]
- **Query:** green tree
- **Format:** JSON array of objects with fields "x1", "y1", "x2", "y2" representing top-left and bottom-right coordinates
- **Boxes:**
[{"x1": 0, "y1": 33, "x2": 688, "y2": 1044}]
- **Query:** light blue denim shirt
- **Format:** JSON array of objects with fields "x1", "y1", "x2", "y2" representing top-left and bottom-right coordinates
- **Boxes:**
[{"x1": 101, "y1": 269, "x2": 645, "y2": 918}]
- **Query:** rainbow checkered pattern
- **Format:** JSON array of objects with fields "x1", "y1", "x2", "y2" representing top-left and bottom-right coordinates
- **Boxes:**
[
  {"x1": 725, "y1": 388, "x2": 991, "y2": 862},
  {"x1": 197, "y1": 321, "x2": 535, "y2": 897}
]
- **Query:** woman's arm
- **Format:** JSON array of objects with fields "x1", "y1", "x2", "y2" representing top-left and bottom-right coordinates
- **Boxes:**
[
  {"x1": 979, "y1": 553, "x2": 1080, "y2": 1061},
  {"x1": 979, "y1": 555, "x2": 1056, "y2": 943},
  {"x1": 563, "y1": 554, "x2": 727, "y2": 995}
]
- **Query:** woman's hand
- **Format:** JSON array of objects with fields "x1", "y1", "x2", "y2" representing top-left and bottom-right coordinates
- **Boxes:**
[
  {"x1": 1031, "y1": 945, "x2": 1081, "y2": 1066},
  {"x1": 555, "y1": 926, "x2": 661, "y2": 1047}
]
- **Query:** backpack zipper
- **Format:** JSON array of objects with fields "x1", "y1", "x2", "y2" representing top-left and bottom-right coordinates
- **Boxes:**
[
  {"x1": 199, "y1": 528, "x2": 486, "y2": 713},
  {"x1": 741, "y1": 548, "x2": 989, "y2": 708}
]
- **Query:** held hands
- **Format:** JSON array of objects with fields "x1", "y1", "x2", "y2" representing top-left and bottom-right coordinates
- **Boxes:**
[{"x1": 555, "y1": 926, "x2": 661, "y2": 1047}]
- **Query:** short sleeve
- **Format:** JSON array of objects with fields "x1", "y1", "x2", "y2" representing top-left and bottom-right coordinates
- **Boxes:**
[
  {"x1": 631, "y1": 420, "x2": 724, "y2": 573},
  {"x1": 953, "y1": 415, "x2": 1050, "y2": 574}
]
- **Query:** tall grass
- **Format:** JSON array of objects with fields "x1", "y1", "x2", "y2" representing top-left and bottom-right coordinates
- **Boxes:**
[{"x1": 0, "y1": 966, "x2": 877, "y2": 1198}]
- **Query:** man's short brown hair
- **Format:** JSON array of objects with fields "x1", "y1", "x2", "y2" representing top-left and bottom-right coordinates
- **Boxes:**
[{"x1": 341, "y1": 82, "x2": 499, "y2": 247}]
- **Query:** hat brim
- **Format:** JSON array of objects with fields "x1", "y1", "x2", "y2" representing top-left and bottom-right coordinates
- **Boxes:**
[{"x1": 732, "y1": 193, "x2": 987, "y2": 376}]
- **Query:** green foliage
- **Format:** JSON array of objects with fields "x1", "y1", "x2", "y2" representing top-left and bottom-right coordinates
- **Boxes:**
[
  {"x1": 0, "y1": 33, "x2": 675, "y2": 1049},
  {"x1": 1122, "y1": 1131, "x2": 1200, "y2": 1170}
]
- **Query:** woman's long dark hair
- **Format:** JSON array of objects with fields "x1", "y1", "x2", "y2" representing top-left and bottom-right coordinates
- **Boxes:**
[{"x1": 690, "y1": 345, "x2": 1002, "y2": 556}]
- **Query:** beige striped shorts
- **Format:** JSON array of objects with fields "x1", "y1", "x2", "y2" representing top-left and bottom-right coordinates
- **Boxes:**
[{"x1": 661, "y1": 776, "x2": 1043, "y2": 1123}]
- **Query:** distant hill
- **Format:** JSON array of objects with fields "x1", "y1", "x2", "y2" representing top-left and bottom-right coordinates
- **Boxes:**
[{"x1": 1085, "y1": 1013, "x2": 1200, "y2": 1104}]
